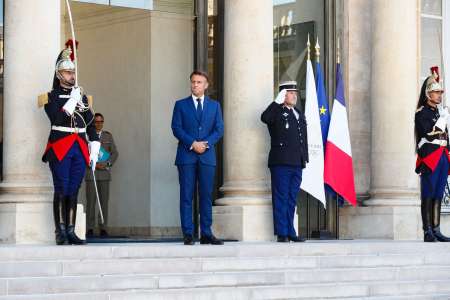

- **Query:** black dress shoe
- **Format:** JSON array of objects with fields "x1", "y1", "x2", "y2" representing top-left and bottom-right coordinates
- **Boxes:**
[
  {"x1": 277, "y1": 236, "x2": 289, "y2": 243},
  {"x1": 67, "y1": 225, "x2": 87, "y2": 245},
  {"x1": 424, "y1": 227, "x2": 437, "y2": 242},
  {"x1": 200, "y1": 235, "x2": 224, "y2": 245},
  {"x1": 434, "y1": 228, "x2": 450, "y2": 242},
  {"x1": 55, "y1": 224, "x2": 68, "y2": 245},
  {"x1": 184, "y1": 235, "x2": 195, "y2": 245},
  {"x1": 289, "y1": 235, "x2": 306, "y2": 242}
]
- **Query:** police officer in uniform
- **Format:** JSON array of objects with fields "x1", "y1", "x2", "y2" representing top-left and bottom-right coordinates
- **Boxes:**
[
  {"x1": 39, "y1": 46, "x2": 100, "y2": 245},
  {"x1": 415, "y1": 66, "x2": 450, "y2": 242},
  {"x1": 261, "y1": 81, "x2": 308, "y2": 242}
]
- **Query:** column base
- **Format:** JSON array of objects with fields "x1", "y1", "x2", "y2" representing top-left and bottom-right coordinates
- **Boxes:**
[
  {"x1": 0, "y1": 185, "x2": 86, "y2": 244},
  {"x1": 440, "y1": 214, "x2": 450, "y2": 237},
  {"x1": 339, "y1": 197, "x2": 421, "y2": 240},
  {"x1": 212, "y1": 204, "x2": 299, "y2": 241},
  {"x1": 212, "y1": 205, "x2": 274, "y2": 241},
  {"x1": 0, "y1": 202, "x2": 86, "y2": 244}
]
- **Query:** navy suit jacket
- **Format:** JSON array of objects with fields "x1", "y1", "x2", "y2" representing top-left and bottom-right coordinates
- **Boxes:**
[{"x1": 171, "y1": 96, "x2": 224, "y2": 166}]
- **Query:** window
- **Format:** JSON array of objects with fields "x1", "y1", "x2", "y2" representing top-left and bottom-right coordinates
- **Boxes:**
[
  {"x1": 73, "y1": 0, "x2": 153, "y2": 10},
  {"x1": 273, "y1": 0, "x2": 325, "y2": 102},
  {"x1": 273, "y1": 0, "x2": 330, "y2": 238},
  {"x1": 421, "y1": 0, "x2": 442, "y2": 81}
]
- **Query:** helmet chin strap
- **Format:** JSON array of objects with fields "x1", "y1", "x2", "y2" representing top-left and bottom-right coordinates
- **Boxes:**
[{"x1": 56, "y1": 71, "x2": 75, "y2": 88}]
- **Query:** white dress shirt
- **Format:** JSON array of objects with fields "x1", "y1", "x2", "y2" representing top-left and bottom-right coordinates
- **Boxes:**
[
  {"x1": 190, "y1": 94, "x2": 208, "y2": 150},
  {"x1": 192, "y1": 94, "x2": 205, "y2": 109}
]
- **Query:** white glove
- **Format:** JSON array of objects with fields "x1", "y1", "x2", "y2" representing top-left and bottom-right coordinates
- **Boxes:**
[
  {"x1": 435, "y1": 106, "x2": 450, "y2": 131},
  {"x1": 62, "y1": 87, "x2": 82, "y2": 115},
  {"x1": 274, "y1": 89, "x2": 286, "y2": 105},
  {"x1": 62, "y1": 97, "x2": 77, "y2": 116},
  {"x1": 89, "y1": 141, "x2": 101, "y2": 171},
  {"x1": 70, "y1": 86, "x2": 82, "y2": 103},
  {"x1": 439, "y1": 105, "x2": 449, "y2": 118}
]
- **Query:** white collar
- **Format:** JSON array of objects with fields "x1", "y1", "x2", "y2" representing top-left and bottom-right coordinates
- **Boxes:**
[{"x1": 192, "y1": 94, "x2": 205, "y2": 102}]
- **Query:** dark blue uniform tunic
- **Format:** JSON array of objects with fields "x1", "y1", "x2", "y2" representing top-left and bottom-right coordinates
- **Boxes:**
[
  {"x1": 43, "y1": 86, "x2": 99, "y2": 197},
  {"x1": 415, "y1": 103, "x2": 450, "y2": 201},
  {"x1": 261, "y1": 102, "x2": 308, "y2": 237}
]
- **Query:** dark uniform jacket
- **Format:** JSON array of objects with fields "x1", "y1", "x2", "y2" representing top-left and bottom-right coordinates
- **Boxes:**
[
  {"x1": 85, "y1": 130, "x2": 119, "y2": 181},
  {"x1": 261, "y1": 102, "x2": 309, "y2": 168},
  {"x1": 41, "y1": 86, "x2": 99, "y2": 165},
  {"x1": 415, "y1": 103, "x2": 450, "y2": 174}
]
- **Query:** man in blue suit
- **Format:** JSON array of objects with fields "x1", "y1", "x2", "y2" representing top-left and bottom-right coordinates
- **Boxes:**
[{"x1": 171, "y1": 70, "x2": 224, "y2": 245}]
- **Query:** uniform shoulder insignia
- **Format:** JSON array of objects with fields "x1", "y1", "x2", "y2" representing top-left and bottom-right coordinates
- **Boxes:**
[
  {"x1": 86, "y1": 95, "x2": 93, "y2": 107},
  {"x1": 37, "y1": 93, "x2": 49, "y2": 108},
  {"x1": 416, "y1": 106, "x2": 424, "y2": 113}
]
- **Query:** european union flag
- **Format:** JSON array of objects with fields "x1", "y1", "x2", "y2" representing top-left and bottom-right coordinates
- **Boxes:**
[{"x1": 315, "y1": 61, "x2": 330, "y2": 147}]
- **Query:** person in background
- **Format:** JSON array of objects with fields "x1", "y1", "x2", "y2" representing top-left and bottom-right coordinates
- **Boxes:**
[{"x1": 85, "y1": 113, "x2": 119, "y2": 238}]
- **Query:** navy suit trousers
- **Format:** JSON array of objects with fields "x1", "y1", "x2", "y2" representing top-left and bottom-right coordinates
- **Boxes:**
[
  {"x1": 177, "y1": 162, "x2": 215, "y2": 237},
  {"x1": 270, "y1": 165, "x2": 302, "y2": 237}
]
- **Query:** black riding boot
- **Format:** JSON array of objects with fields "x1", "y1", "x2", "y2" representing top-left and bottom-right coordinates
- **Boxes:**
[
  {"x1": 432, "y1": 199, "x2": 450, "y2": 242},
  {"x1": 65, "y1": 194, "x2": 86, "y2": 245},
  {"x1": 53, "y1": 193, "x2": 68, "y2": 245},
  {"x1": 421, "y1": 198, "x2": 437, "y2": 242}
]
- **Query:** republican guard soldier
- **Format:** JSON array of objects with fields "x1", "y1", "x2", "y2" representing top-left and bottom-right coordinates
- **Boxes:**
[
  {"x1": 39, "y1": 45, "x2": 100, "y2": 245},
  {"x1": 415, "y1": 66, "x2": 450, "y2": 242}
]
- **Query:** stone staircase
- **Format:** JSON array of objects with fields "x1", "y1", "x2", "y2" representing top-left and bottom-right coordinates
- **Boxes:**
[{"x1": 0, "y1": 241, "x2": 449, "y2": 299}]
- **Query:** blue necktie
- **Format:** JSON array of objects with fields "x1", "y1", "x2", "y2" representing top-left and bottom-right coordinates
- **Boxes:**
[{"x1": 196, "y1": 98, "x2": 203, "y2": 120}]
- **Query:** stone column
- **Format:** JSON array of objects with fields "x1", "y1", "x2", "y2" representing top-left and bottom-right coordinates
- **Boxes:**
[
  {"x1": 339, "y1": 0, "x2": 421, "y2": 240},
  {"x1": 212, "y1": 0, "x2": 275, "y2": 241},
  {"x1": 0, "y1": 0, "x2": 85, "y2": 244}
]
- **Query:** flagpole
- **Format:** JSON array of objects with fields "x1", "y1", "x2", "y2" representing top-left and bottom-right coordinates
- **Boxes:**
[
  {"x1": 307, "y1": 33, "x2": 311, "y2": 61},
  {"x1": 337, "y1": 36, "x2": 340, "y2": 65},
  {"x1": 336, "y1": 36, "x2": 341, "y2": 239},
  {"x1": 315, "y1": 37, "x2": 320, "y2": 62}
]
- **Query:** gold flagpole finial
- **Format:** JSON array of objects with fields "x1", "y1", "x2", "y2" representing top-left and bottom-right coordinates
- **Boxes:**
[
  {"x1": 307, "y1": 33, "x2": 311, "y2": 61},
  {"x1": 337, "y1": 36, "x2": 341, "y2": 64},
  {"x1": 315, "y1": 36, "x2": 320, "y2": 62}
]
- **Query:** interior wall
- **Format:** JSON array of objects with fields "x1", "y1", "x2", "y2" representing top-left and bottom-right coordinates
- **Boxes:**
[
  {"x1": 72, "y1": 4, "x2": 152, "y2": 228},
  {"x1": 65, "y1": 2, "x2": 194, "y2": 234},
  {"x1": 149, "y1": 12, "x2": 193, "y2": 236}
]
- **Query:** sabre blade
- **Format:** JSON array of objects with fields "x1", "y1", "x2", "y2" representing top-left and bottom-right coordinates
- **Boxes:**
[{"x1": 91, "y1": 166, "x2": 105, "y2": 224}]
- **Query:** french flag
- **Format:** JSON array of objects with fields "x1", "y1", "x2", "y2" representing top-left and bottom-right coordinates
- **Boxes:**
[{"x1": 324, "y1": 63, "x2": 357, "y2": 206}]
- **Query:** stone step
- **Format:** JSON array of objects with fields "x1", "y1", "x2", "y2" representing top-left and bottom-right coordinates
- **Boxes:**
[
  {"x1": 1, "y1": 241, "x2": 450, "y2": 262},
  {"x1": 2, "y1": 265, "x2": 450, "y2": 296},
  {"x1": 0, "y1": 252, "x2": 449, "y2": 279},
  {"x1": 332, "y1": 295, "x2": 450, "y2": 300},
  {"x1": 1, "y1": 280, "x2": 450, "y2": 300}
]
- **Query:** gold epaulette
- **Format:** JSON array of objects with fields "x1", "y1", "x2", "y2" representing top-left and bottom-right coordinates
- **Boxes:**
[
  {"x1": 37, "y1": 93, "x2": 49, "y2": 108},
  {"x1": 416, "y1": 106, "x2": 424, "y2": 113},
  {"x1": 86, "y1": 95, "x2": 93, "y2": 108}
]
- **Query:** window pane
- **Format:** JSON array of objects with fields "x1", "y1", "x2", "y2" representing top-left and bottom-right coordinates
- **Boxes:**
[
  {"x1": 273, "y1": 0, "x2": 325, "y2": 100},
  {"x1": 422, "y1": 0, "x2": 442, "y2": 16},
  {"x1": 73, "y1": 0, "x2": 154, "y2": 10},
  {"x1": 111, "y1": 0, "x2": 153, "y2": 10},
  {"x1": 421, "y1": 17, "x2": 443, "y2": 78},
  {"x1": 74, "y1": 0, "x2": 108, "y2": 4}
]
